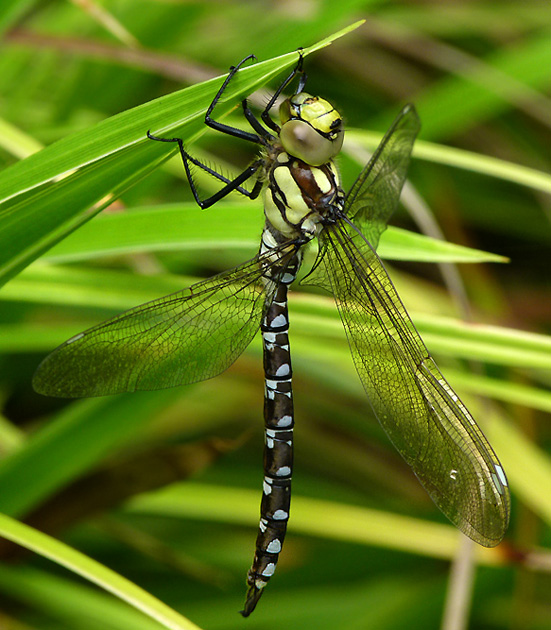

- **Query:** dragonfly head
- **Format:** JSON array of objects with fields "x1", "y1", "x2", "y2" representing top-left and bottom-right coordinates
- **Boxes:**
[{"x1": 279, "y1": 92, "x2": 344, "y2": 166}]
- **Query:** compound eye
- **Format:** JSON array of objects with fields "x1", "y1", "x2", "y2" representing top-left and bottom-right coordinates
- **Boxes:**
[
  {"x1": 330, "y1": 128, "x2": 344, "y2": 156},
  {"x1": 280, "y1": 119, "x2": 341, "y2": 166},
  {"x1": 279, "y1": 120, "x2": 344, "y2": 166}
]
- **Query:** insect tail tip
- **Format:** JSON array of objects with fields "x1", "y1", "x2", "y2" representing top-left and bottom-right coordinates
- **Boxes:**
[{"x1": 240, "y1": 584, "x2": 264, "y2": 617}]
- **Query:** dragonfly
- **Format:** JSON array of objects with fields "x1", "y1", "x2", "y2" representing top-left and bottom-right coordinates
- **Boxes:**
[{"x1": 33, "y1": 52, "x2": 510, "y2": 616}]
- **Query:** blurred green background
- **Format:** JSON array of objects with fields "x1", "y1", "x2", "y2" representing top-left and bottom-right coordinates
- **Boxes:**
[{"x1": 0, "y1": 2, "x2": 550, "y2": 629}]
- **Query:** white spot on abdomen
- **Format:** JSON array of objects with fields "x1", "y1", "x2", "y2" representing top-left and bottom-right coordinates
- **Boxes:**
[
  {"x1": 262, "y1": 563, "x2": 276, "y2": 577},
  {"x1": 276, "y1": 466, "x2": 291, "y2": 477},
  {"x1": 275, "y1": 363, "x2": 290, "y2": 377},
  {"x1": 270, "y1": 313, "x2": 287, "y2": 328},
  {"x1": 277, "y1": 415, "x2": 292, "y2": 427}
]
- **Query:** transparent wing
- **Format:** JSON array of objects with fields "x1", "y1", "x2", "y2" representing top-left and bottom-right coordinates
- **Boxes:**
[
  {"x1": 346, "y1": 104, "x2": 420, "y2": 249},
  {"x1": 318, "y1": 220, "x2": 510, "y2": 546},
  {"x1": 33, "y1": 247, "x2": 293, "y2": 398}
]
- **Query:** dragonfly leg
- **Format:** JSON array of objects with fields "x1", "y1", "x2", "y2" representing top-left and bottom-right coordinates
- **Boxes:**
[
  {"x1": 260, "y1": 49, "x2": 306, "y2": 132},
  {"x1": 147, "y1": 132, "x2": 263, "y2": 208},
  {"x1": 203, "y1": 54, "x2": 264, "y2": 144}
]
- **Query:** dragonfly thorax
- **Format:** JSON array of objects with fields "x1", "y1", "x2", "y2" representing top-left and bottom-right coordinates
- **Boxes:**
[
  {"x1": 263, "y1": 150, "x2": 342, "y2": 240},
  {"x1": 262, "y1": 93, "x2": 344, "y2": 241}
]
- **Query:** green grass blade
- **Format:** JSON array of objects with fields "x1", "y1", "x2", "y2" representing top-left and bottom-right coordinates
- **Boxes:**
[
  {"x1": 0, "y1": 391, "x2": 182, "y2": 517},
  {"x1": 348, "y1": 130, "x2": 551, "y2": 196},
  {"x1": 125, "y1": 482, "x2": 505, "y2": 565},
  {"x1": 0, "y1": 0, "x2": 36, "y2": 33},
  {"x1": 30, "y1": 202, "x2": 506, "y2": 264},
  {"x1": 390, "y1": 32, "x2": 551, "y2": 139},
  {"x1": 488, "y1": 412, "x2": 551, "y2": 529},
  {"x1": 0, "y1": 116, "x2": 43, "y2": 159},
  {"x1": 440, "y1": 368, "x2": 551, "y2": 415},
  {"x1": 0, "y1": 565, "x2": 177, "y2": 630},
  {"x1": 0, "y1": 512, "x2": 202, "y2": 630}
]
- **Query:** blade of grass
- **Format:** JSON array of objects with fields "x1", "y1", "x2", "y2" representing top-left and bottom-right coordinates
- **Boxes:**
[
  {"x1": 125, "y1": 482, "x2": 506, "y2": 565},
  {"x1": 0, "y1": 391, "x2": 183, "y2": 517},
  {"x1": 347, "y1": 130, "x2": 551, "y2": 196},
  {"x1": 0, "y1": 565, "x2": 178, "y2": 630},
  {"x1": 385, "y1": 31, "x2": 551, "y2": 139},
  {"x1": 0, "y1": 116, "x2": 43, "y2": 159},
  {"x1": 0, "y1": 512, "x2": 202, "y2": 630},
  {"x1": 29, "y1": 202, "x2": 506, "y2": 264},
  {"x1": 438, "y1": 368, "x2": 551, "y2": 415},
  {"x1": 487, "y1": 411, "x2": 551, "y2": 528},
  {"x1": 0, "y1": 0, "x2": 36, "y2": 34}
]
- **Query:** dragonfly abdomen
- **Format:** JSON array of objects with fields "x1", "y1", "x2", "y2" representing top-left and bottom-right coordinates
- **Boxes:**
[{"x1": 242, "y1": 251, "x2": 297, "y2": 617}]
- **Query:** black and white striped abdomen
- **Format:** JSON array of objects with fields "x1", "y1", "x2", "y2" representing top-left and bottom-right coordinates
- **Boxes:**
[{"x1": 242, "y1": 230, "x2": 299, "y2": 616}]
